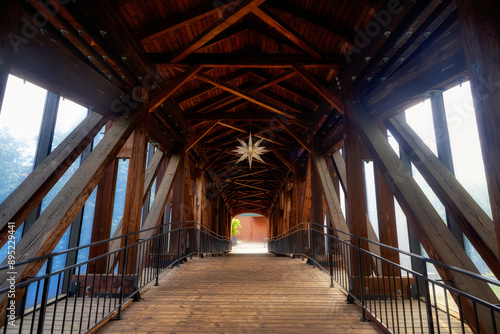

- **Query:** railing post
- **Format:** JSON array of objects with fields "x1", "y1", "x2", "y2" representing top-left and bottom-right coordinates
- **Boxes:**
[
  {"x1": 301, "y1": 225, "x2": 305, "y2": 259},
  {"x1": 421, "y1": 262, "x2": 435, "y2": 334},
  {"x1": 155, "y1": 226, "x2": 162, "y2": 286},
  {"x1": 37, "y1": 257, "x2": 53, "y2": 334},
  {"x1": 328, "y1": 233, "x2": 334, "y2": 288},
  {"x1": 177, "y1": 223, "x2": 182, "y2": 266},
  {"x1": 311, "y1": 224, "x2": 315, "y2": 267},
  {"x1": 116, "y1": 235, "x2": 129, "y2": 320},
  {"x1": 357, "y1": 238, "x2": 368, "y2": 321}
]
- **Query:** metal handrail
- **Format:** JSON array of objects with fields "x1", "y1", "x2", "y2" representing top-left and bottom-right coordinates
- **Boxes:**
[
  {"x1": 268, "y1": 223, "x2": 500, "y2": 334},
  {"x1": 0, "y1": 220, "x2": 229, "y2": 273},
  {"x1": 269, "y1": 222, "x2": 500, "y2": 287},
  {"x1": 0, "y1": 222, "x2": 231, "y2": 333}
]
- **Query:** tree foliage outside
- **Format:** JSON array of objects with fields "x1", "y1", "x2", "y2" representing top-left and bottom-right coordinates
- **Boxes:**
[{"x1": 231, "y1": 218, "x2": 241, "y2": 238}]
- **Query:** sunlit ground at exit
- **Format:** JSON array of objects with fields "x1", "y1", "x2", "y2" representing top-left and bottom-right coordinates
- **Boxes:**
[{"x1": 230, "y1": 240, "x2": 269, "y2": 254}]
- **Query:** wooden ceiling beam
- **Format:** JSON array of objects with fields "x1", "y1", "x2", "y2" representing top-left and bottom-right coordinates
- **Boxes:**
[
  {"x1": 257, "y1": 90, "x2": 310, "y2": 114},
  {"x1": 186, "y1": 119, "x2": 220, "y2": 152},
  {"x1": 183, "y1": 110, "x2": 312, "y2": 121},
  {"x1": 292, "y1": 65, "x2": 344, "y2": 113},
  {"x1": 177, "y1": 69, "x2": 250, "y2": 104},
  {"x1": 276, "y1": 120, "x2": 311, "y2": 152},
  {"x1": 25, "y1": 0, "x2": 126, "y2": 89},
  {"x1": 170, "y1": 0, "x2": 267, "y2": 63},
  {"x1": 233, "y1": 182, "x2": 275, "y2": 193},
  {"x1": 271, "y1": 149, "x2": 294, "y2": 172},
  {"x1": 252, "y1": 7, "x2": 324, "y2": 59},
  {"x1": 250, "y1": 22, "x2": 304, "y2": 53},
  {"x1": 263, "y1": 1, "x2": 355, "y2": 44},
  {"x1": 196, "y1": 21, "x2": 251, "y2": 52},
  {"x1": 148, "y1": 65, "x2": 203, "y2": 113},
  {"x1": 194, "y1": 72, "x2": 296, "y2": 119},
  {"x1": 249, "y1": 69, "x2": 322, "y2": 107},
  {"x1": 138, "y1": 0, "x2": 244, "y2": 42},
  {"x1": 191, "y1": 70, "x2": 296, "y2": 114},
  {"x1": 150, "y1": 53, "x2": 343, "y2": 68}
]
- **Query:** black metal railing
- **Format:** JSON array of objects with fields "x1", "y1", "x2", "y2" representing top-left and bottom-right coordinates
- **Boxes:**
[
  {"x1": 269, "y1": 222, "x2": 500, "y2": 334},
  {"x1": 0, "y1": 221, "x2": 230, "y2": 333}
]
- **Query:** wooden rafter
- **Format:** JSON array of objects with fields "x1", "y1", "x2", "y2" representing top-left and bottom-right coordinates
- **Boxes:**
[
  {"x1": 151, "y1": 53, "x2": 343, "y2": 68},
  {"x1": 262, "y1": 1, "x2": 355, "y2": 44},
  {"x1": 276, "y1": 120, "x2": 311, "y2": 152},
  {"x1": 177, "y1": 69, "x2": 250, "y2": 104},
  {"x1": 271, "y1": 149, "x2": 294, "y2": 172},
  {"x1": 193, "y1": 70, "x2": 296, "y2": 114},
  {"x1": 184, "y1": 110, "x2": 311, "y2": 121},
  {"x1": 138, "y1": 0, "x2": 245, "y2": 42},
  {"x1": 292, "y1": 65, "x2": 344, "y2": 113},
  {"x1": 194, "y1": 72, "x2": 296, "y2": 119},
  {"x1": 252, "y1": 7, "x2": 324, "y2": 59},
  {"x1": 250, "y1": 69, "x2": 322, "y2": 107},
  {"x1": 148, "y1": 65, "x2": 204, "y2": 113},
  {"x1": 170, "y1": 0, "x2": 267, "y2": 63},
  {"x1": 186, "y1": 120, "x2": 220, "y2": 151}
]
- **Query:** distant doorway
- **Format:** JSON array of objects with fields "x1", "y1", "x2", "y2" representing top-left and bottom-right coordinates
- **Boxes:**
[
  {"x1": 231, "y1": 213, "x2": 269, "y2": 254},
  {"x1": 234, "y1": 213, "x2": 268, "y2": 243}
]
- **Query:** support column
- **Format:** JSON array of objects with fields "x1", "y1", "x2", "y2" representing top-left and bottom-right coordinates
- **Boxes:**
[
  {"x1": 374, "y1": 126, "x2": 399, "y2": 265},
  {"x1": 311, "y1": 157, "x2": 325, "y2": 256},
  {"x1": 456, "y1": 0, "x2": 500, "y2": 255},
  {"x1": 121, "y1": 113, "x2": 149, "y2": 272},
  {"x1": 430, "y1": 92, "x2": 464, "y2": 247},
  {"x1": 171, "y1": 155, "x2": 186, "y2": 260},
  {"x1": 88, "y1": 122, "x2": 118, "y2": 273},
  {"x1": 345, "y1": 113, "x2": 369, "y2": 257}
]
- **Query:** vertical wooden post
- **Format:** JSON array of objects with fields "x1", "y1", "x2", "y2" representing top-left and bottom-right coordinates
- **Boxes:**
[
  {"x1": 170, "y1": 155, "x2": 186, "y2": 259},
  {"x1": 345, "y1": 113, "x2": 371, "y2": 278},
  {"x1": 301, "y1": 157, "x2": 313, "y2": 224},
  {"x1": 121, "y1": 113, "x2": 149, "y2": 272},
  {"x1": 456, "y1": 0, "x2": 500, "y2": 256},
  {"x1": 430, "y1": 92, "x2": 464, "y2": 247},
  {"x1": 374, "y1": 126, "x2": 399, "y2": 266},
  {"x1": 311, "y1": 155, "x2": 326, "y2": 256},
  {"x1": 88, "y1": 121, "x2": 118, "y2": 273}
]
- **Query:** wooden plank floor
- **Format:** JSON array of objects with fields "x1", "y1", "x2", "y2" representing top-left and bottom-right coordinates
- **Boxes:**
[{"x1": 99, "y1": 253, "x2": 384, "y2": 333}]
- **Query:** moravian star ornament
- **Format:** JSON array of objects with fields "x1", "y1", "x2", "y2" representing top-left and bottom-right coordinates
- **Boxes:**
[{"x1": 232, "y1": 133, "x2": 269, "y2": 169}]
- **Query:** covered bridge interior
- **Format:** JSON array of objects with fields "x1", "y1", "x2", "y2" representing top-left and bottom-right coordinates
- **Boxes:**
[{"x1": 0, "y1": 0, "x2": 499, "y2": 333}]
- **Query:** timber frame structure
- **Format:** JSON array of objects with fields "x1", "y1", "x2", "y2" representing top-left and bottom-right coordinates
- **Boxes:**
[{"x1": 0, "y1": 0, "x2": 499, "y2": 332}]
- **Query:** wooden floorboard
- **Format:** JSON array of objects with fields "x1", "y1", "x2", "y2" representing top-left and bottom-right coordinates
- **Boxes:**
[{"x1": 98, "y1": 253, "x2": 384, "y2": 333}]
